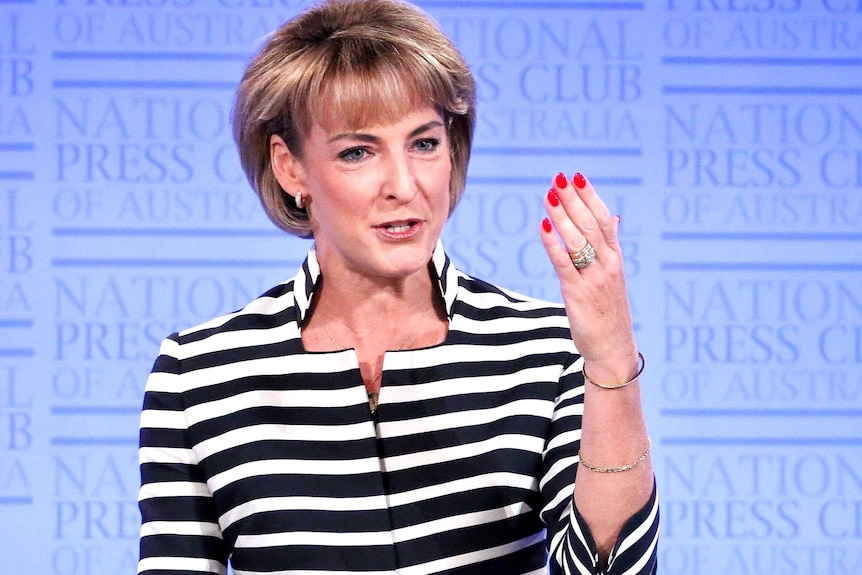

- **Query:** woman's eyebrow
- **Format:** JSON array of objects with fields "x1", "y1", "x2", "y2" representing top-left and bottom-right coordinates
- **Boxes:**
[
  {"x1": 408, "y1": 120, "x2": 446, "y2": 137},
  {"x1": 326, "y1": 120, "x2": 445, "y2": 144}
]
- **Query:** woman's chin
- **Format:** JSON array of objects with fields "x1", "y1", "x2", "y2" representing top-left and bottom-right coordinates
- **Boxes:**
[{"x1": 370, "y1": 246, "x2": 435, "y2": 279}]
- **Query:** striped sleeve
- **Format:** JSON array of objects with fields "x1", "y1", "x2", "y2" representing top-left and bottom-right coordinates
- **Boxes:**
[
  {"x1": 541, "y1": 365, "x2": 659, "y2": 575},
  {"x1": 137, "y1": 335, "x2": 229, "y2": 575}
]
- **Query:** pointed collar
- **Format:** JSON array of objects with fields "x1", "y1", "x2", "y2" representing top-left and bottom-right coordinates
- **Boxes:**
[{"x1": 293, "y1": 241, "x2": 459, "y2": 325}]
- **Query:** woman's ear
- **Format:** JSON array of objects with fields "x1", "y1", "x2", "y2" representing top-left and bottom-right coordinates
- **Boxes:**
[{"x1": 270, "y1": 134, "x2": 306, "y2": 202}]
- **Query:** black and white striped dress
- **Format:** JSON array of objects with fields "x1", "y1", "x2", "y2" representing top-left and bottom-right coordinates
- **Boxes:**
[{"x1": 138, "y1": 243, "x2": 659, "y2": 575}]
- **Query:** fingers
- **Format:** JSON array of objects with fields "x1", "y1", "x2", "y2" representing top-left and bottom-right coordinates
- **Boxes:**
[
  {"x1": 539, "y1": 215, "x2": 583, "y2": 283},
  {"x1": 541, "y1": 174, "x2": 636, "y2": 365},
  {"x1": 572, "y1": 173, "x2": 621, "y2": 250},
  {"x1": 545, "y1": 187, "x2": 588, "y2": 257},
  {"x1": 564, "y1": 173, "x2": 616, "y2": 242},
  {"x1": 547, "y1": 171, "x2": 621, "y2": 254}
]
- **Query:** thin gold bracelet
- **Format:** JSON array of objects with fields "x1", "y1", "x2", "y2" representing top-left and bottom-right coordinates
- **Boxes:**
[
  {"x1": 582, "y1": 352, "x2": 645, "y2": 390},
  {"x1": 578, "y1": 438, "x2": 652, "y2": 474}
]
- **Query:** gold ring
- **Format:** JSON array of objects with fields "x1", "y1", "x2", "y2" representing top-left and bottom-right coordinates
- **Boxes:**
[{"x1": 569, "y1": 243, "x2": 596, "y2": 269}]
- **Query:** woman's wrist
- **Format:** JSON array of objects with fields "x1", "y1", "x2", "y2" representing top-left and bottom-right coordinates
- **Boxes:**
[{"x1": 582, "y1": 352, "x2": 644, "y2": 390}]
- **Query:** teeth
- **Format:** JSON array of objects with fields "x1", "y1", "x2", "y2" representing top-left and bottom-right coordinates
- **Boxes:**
[{"x1": 387, "y1": 224, "x2": 411, "y2": 233}]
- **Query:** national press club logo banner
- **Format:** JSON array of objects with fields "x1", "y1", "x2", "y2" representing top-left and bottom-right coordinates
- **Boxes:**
[{"x1": 0, "y1": 1, "x2": 860, "y2": 573}]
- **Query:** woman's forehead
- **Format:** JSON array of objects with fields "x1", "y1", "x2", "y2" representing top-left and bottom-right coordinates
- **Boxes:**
[
  {"x1": 309, "y1": 92, "x2": 438, "y2": 134},
  {"x1": 309, "y1": 103, "x2": 444, "y2": 139},
  {"x1": 302, "y1": 64, "x2": 438, "y2": 130}
]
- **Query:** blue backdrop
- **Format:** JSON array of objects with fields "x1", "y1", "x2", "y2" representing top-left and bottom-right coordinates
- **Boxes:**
[{"x1": 1, "y1": 1, "x2": 861, "y2": 573}]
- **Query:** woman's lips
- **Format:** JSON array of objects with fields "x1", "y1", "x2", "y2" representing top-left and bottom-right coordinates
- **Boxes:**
[{"x1": 377, "y1": 220, "x2": 422, "y2": 239}]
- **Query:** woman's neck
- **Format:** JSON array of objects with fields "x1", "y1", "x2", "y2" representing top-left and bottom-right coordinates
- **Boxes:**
[
  {"x1": 312, "y1": 262, "x2": 440, "y2": 332},
  {"x1": 302, "y1": 261, "x2": 448, "y2": 399}
]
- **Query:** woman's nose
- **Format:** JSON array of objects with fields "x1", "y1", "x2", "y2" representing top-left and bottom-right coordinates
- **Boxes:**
[{"x1": 382, "y1": 155, "x2": 418, "y2": 203}]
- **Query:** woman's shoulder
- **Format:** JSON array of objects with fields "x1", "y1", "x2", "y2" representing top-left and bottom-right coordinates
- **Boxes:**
[
  {"x1": 170, "y1": 278, "x2": 300, "y2": 350},
  {"x1": 449, "y1": 270, "x2": 575, "y2": 355},
  {"x1": 454, "y1": 270, "x2": 566, "y2": 316}
]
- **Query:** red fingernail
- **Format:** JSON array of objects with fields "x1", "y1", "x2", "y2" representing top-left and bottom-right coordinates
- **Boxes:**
[
  {"x1": 573, "y1": 172, "x2": 587, "y2": 189},
  {"x1": 547, "y1": 188, "x2": 560, "y2": 207},
  {"x1": 554, "y1": 172, "x2": 568, "y2": 189},
  {"x1": 542, "y1": 218, "x2": 553, "y2": 233}
]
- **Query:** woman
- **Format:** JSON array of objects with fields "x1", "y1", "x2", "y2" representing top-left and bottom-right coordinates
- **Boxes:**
[{"x1": 137, "y1": 0, "x2": 658, "y2": 574}]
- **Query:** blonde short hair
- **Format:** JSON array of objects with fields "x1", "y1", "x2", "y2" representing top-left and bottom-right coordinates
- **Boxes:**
[{"x1": 232, "y1": 0, "x2": 477, "y2": 238}]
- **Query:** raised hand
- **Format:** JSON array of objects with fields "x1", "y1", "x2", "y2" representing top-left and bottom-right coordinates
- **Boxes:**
[{"x1": 539, "y1": 171, "x2": 638, "y2": 382}]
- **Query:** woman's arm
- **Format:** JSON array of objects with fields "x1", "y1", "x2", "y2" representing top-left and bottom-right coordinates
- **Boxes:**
[
  {"x1": 539, "y1": 171, "x2": 657, "y2": 566},
  {"x1": 138, "y1": 336, "x2": 229, "y2": 575},
  {"x1": 539, "y1": 358, "x2": 658, "y2": 574}
]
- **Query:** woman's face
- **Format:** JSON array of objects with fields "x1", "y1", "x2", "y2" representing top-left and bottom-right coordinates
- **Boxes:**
[{"x1": 272, "y1": 104, "x2": 452, "y2": 283}]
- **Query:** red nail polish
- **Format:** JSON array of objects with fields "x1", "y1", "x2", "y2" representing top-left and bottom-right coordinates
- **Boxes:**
[
  {"x1": 547, "y1": 188, "x2": 560, "y2": 207},
  {"x1": 573, "y1": 172, "x2": 587, "y2": 189},
  {"x1": 542, "y1": 218, "x2": 553, "y2": 233},
  {"x1": 554, "y1": 172, "x2": 568, "y2": 189}
]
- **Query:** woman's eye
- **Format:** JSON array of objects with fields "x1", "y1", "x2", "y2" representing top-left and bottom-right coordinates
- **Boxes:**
[
  {"x1": 338, "y1": 147, "x2": 368, "y2": 162},
  {"x1": 415, "y1": 138, "x2": 440, "y2": 152}
]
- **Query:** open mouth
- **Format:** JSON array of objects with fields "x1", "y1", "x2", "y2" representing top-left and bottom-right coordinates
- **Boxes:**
[
  {"x1": 386, "y1": 223, "x2": 413, "y2": 233},
  {"x1": 378, "y1": 220, "x2": 422, "y2": 237}
]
